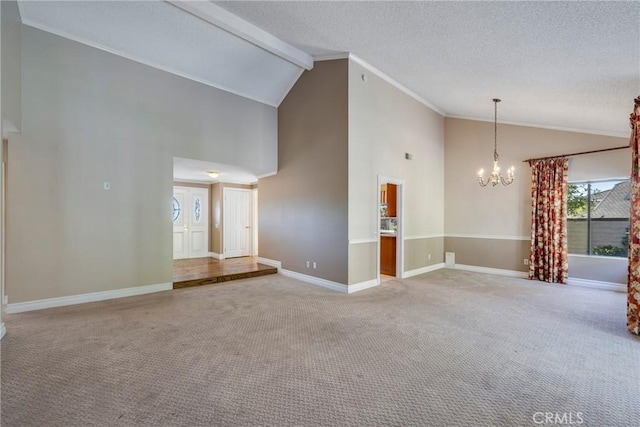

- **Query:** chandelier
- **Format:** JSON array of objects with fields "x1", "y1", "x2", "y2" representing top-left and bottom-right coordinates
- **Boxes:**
[{"x1": 478, "y1": 98, "x2": 515, "y2": 187}]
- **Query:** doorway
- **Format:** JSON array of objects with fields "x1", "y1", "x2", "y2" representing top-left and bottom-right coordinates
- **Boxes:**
[
  {"x1": 173, "y1": 186, "x2": 209, "y2": 259},
  {"x1": 377, "y1": 176, "x2": 404, "y2": 282}
]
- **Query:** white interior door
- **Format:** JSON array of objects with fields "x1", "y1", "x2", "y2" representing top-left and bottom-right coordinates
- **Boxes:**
[
  {"x1": 224, "y1": 188, "x2": 251, "y2": 258},
  {"x1": 173, "y1": 186, "x2": 209, "y2": 260}
]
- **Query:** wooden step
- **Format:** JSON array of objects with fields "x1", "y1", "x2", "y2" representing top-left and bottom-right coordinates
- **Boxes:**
[{"x1": 173, "y1": 263, "x2": 277, "y2": 289}]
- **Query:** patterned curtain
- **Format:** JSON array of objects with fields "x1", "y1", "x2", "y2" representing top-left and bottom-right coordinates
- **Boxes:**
[
  {"x1": 529, "y1": 158, "x2": 569, "y2": 284},
  {"x1": 627, "y1": 96, "x2": 640, "y2": 335}
]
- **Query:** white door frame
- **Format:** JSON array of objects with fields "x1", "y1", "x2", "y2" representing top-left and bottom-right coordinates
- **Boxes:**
[
  {"x1": 377, "y1": 175, "x2": 404, "y2": 283},
  {"x1": 223, "y1": 187, "x2": 253, "y2": 258}
]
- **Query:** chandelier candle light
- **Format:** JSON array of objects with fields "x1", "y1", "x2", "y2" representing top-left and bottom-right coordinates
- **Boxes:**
[{"x1": 478, "y1": 98, "x2": 515, "y2": 187}]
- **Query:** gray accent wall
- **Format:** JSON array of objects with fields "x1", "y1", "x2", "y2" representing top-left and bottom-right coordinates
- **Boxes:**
[
  {"x1": 6, "y1": 26, "x2": 277, "y2": 303},
  {"x1": 259, "y1": 60, "x2": 349, "y2": 284}
]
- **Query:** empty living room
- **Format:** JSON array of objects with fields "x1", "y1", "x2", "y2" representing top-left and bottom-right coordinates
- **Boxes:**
[{"x1": 1, "y1": 1, "x2": 638, "y2": 426}]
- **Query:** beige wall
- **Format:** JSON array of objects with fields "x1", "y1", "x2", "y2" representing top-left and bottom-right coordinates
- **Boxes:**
[
  {"x1": 1, "y1": 1, "x2": 21, "y2": 133},
  {"x1": 444, "y1": 237, "x2": 530, "y2": 272},
  {"x1": 348, "y1": 242, "x2": 377, "y2": 285},
  {"x1": 404, "y1": 237, "x2": 444, "y2": 272},
  {"x1": 348, "y1": 60, "x2": 445, "y2": 283},
  {"x1": 568, "y1": 148, "x2": 629, "y2": 182},
  {"x1": 6, "y1": 27, "x2": 277, "y2": 303},
  {"x1": 444, "y1": 117, "x2": 629, "y2": 282},
  {"x1": 259, "y1": 60, "x2": 349, "y2": 284},
  {"x1": 211, "y1": 183, "x2": 223, "y2": 254},
  {"x1": 445, "y1": 117, "x2": 628, "y2": 236}
]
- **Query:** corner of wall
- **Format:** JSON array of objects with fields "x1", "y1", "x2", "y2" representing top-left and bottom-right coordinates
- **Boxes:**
[{"x1": 259, "y1": 59, "x2": 349, "y2": 285}]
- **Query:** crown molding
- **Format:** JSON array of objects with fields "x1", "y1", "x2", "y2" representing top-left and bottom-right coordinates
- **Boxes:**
[
  {"x1": 314, "y1": 53, "x2": 350, "y2": 61},
  {"x1": 446, "y1": 115, "x2": 629, "y2": 139},
  {"x1": 256, "y1": 171, "x2": 277, "y2": 180},
  {"x1": 173, "y1": 178, "x2": 257, "y2": 186},
  {"x1": 348, "y1": 54, "x2": 446, "y2": 116}
]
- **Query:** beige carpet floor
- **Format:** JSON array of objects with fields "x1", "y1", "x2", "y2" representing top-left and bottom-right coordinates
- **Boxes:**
[{"x1": 1, "y1": 269, "x2": 638, "y2": 426}]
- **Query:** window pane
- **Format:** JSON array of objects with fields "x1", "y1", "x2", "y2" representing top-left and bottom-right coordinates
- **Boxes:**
[
  {"x1": 590, "y1": 179, "x2": 629, "y2": 257},
  {"x1": 567, "y1": 183, "x2": 589, "y2": 255}
]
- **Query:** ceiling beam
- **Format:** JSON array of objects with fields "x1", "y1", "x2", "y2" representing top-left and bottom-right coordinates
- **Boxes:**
[{"x1": 167, "y1": 1, "x2": 314, "y2": 70}]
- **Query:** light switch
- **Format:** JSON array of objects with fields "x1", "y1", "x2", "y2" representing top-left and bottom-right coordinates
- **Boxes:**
[{"x1": 103, "y1": 182, "x2": 111, "y2": 190}]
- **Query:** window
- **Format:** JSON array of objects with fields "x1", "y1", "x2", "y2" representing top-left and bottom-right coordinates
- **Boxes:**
[{"x1": 567, "y1": 179, "x2": 629, "y2": 257}]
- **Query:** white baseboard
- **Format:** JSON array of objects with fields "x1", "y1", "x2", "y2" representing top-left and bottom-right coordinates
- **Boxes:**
[
  {"x1": 348, "y1": 279, "x2": 379, "y2": 294},
  {"x1": 1, "y1": 323, "x2": 5, "y2": 339},
  {"x1": 567, "y1": 278, "x2": 626, "y2": 292},
  {"x1": 257, "y1": 257, "x2": 282, "y2": 269},
  {"x1": 452, "y1": 264, "x2": 626, "y2": 292},
  {"x1": 208, "y1": 252, "x2": 225, "y2": 260},
  {"x1": 453, "y1": 264, "x2": 529, "y2": 279},
  {"x1": 403, "y1": 263, "x2": 446, "y2": 278},
  {"x1": 6, "y1": 282, "x2": 173, "y2": 314},
  {"x1": 279, "y1": 268, "x2": 348, "y2": 293},
  {"x1": 257, "y1": 257, "x2": 375, "y2": 294}
]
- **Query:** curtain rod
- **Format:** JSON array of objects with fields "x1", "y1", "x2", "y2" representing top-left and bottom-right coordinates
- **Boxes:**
[{"x1": 522, "y1": 144, "x2": 630, "y2": 165}]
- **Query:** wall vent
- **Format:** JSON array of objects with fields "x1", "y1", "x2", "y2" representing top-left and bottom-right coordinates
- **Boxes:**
[{"x1": 445, "y1": 252, "x2": 455, "y2": 267}]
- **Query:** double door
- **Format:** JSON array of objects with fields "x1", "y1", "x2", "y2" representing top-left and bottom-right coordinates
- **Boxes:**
[{"x1": 173, "y1": 186, "x2": 209, "y2": 259}]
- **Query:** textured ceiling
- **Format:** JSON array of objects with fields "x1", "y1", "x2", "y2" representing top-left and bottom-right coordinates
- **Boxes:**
[
  {"x1": 18, "y1": 0, "x2": 304, "y2": 106},
  {"x1": 217, "y1": 1, "x2": 640, "y2": 137}
]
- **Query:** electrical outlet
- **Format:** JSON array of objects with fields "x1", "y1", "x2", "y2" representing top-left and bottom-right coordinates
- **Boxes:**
[
  {"x1": 524, "y1": 258, "x2": 529, "y2": 265},
  {"x1": 103, "y1": 181, "x2": 111, "y2": 190},
  {"x1": 306, "y1": 261, "x2": 310, "y2": 268},
  {"x1": 313, "y1": 262, "x2": 317, "y2": 269},
  {"x1": 428, "y1": 253, "x2": 431, "y2": 260}
]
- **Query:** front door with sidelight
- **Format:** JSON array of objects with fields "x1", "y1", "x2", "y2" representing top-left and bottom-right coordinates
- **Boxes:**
[{"x1": 173, "y1": 186, "x2": 209, "y2": 259}]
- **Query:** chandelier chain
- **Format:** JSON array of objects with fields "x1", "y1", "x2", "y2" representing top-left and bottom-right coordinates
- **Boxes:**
[
  {"x1": 478, "y1": 98, "x2": 514, "y2": 187},
  {"x1": 493, "y1": 98, "x2": 499, "y2": 162}
]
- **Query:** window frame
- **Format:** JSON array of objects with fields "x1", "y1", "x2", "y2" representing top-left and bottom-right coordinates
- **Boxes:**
[{"x1": 567, "y1": 177, "x2": 630, "y2": 258}]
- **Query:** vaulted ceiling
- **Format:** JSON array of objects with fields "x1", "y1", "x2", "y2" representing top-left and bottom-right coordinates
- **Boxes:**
[
  {"x1": 217, "y1": 0, "x2": 640, "y2": 137},
  {"x1": 18, "y1": 0, "x2": 311, "y2": 107},
  {"x1": 17, "y1": 1, "x2": 640, "y2": 138}
]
